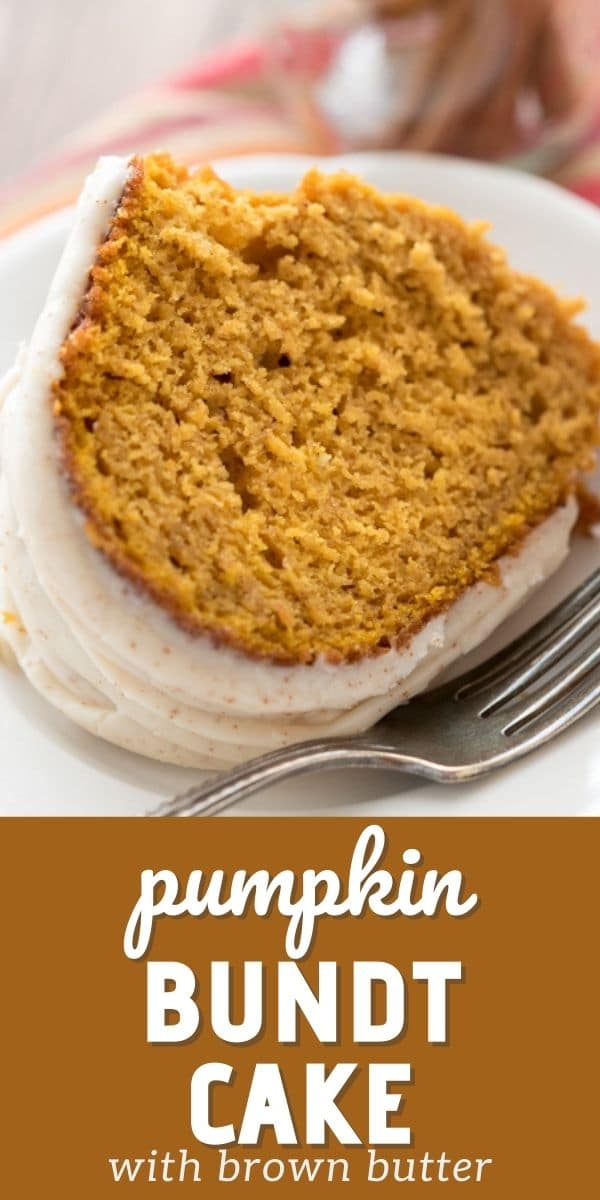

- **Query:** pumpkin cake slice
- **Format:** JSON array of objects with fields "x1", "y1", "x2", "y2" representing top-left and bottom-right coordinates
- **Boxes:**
[{"x1": 1, "y1": 153, "x2": 599, "y2": 766}]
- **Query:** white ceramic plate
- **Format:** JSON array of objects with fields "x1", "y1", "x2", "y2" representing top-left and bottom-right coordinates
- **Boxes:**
[{"x1": 1, "y1": 151, "x2": 600, "y2": 816}]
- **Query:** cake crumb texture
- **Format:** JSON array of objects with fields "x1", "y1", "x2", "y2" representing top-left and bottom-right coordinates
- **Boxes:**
[{"x1": 53, "y1": 155, "x2": 600, "y2": 662}]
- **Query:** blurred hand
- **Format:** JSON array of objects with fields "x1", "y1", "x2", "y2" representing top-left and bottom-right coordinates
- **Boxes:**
[{"x1": 362, "y1": 0, "x2": 577, "y2": 157}]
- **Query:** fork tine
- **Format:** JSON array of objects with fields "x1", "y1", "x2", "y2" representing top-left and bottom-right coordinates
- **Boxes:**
[
  {"x1": 479, "y1": 591, "x2": 600, "y2": 716},
  {"x1": 454, "y1": 568, "x2": 600, "y2": 701},
  {"x1": 501, "y1": 639, "x2": 600, "y2": 735},
  {"x1": 501, "y1": 658, "x2": 600, "y2": 748}
]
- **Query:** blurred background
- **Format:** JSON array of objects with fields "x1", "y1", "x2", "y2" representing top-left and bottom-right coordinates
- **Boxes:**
[
  {"x1": 0, "y1": 0, "x2": 274, "y2": 184},
  {"x1": 0, "y1": 0, "x2": 599, "y2": 194}
]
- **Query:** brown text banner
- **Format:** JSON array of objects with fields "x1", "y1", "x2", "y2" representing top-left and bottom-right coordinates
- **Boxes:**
[{"x1": 0, "y1": 818, "x2": 597, "y2": 1195}]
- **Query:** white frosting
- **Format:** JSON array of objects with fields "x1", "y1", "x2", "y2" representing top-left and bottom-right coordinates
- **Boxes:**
[{"x1": 0, "y1": 156, "x2": 578, "y2": 767}]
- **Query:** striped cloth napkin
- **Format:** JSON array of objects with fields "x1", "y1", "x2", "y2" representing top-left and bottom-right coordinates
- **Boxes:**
[{"x1": 1, "y1": 35, "x2": 600, "y2": 240}]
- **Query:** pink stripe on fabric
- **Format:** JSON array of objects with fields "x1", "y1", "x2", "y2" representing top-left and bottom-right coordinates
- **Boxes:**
[
  {"x1": 168, "y1": 42, "x2": 268, "y2": 90},
  {"x1": 56, "y1": 102, "x2": 284, "y2": 159},
  {"x1": 0, "y1": 100, "x2": 284, "y2": 197},
  {"x1": 567, "y1": 178, "x2": 600, "y2": 204}
]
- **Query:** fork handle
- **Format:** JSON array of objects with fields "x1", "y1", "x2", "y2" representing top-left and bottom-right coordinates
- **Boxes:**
[{"x1": 150, "y1": 739, "x2": 427, "y2": 817}]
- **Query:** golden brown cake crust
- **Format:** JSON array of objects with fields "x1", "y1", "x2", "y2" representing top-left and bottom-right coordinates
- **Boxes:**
[{"x1": 53, "y1": 155, "x2": 600, "y2": 665}]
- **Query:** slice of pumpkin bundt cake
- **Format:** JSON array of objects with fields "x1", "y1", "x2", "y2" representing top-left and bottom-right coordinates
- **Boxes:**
[{"x1": 1, "y1": 153, "x2": 598, "y2": 766}]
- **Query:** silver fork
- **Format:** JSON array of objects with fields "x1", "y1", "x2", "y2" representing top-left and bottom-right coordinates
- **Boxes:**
[{"x1": 152, "y1": 569, "x2": 600, "y2": 817}]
